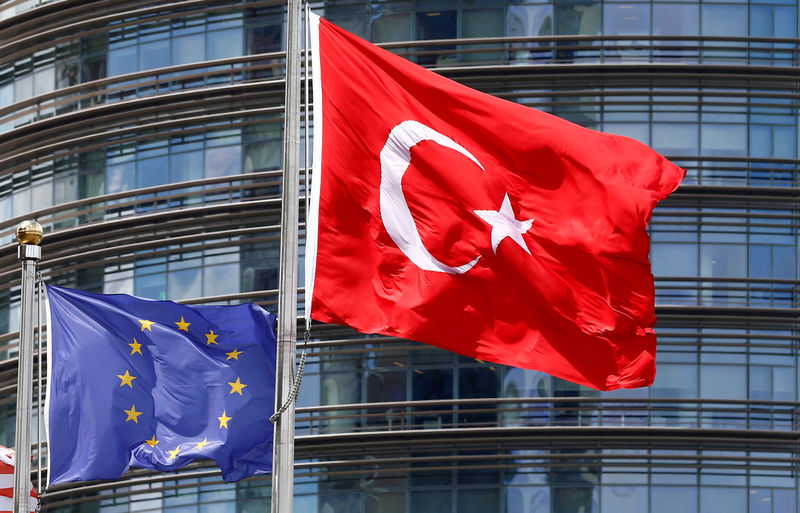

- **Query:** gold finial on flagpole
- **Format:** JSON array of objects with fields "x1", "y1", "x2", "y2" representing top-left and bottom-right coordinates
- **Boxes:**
[{"x1": 15, "y1": 220, "x2": 43, "y2": 246}]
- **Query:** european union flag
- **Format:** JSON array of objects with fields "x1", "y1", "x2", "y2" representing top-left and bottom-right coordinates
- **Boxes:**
[{"x1": 45, "y1": 285, "x2": 276, "y2": 485}]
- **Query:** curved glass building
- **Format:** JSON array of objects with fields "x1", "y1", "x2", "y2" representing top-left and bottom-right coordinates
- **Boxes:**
[{"x1": 0, "y1": 0, "x2": 797, "y2": 512}]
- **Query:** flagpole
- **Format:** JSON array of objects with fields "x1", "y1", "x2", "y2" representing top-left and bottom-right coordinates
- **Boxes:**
[
  {"x1": 13, "y1": 220, "x2": 43, "y2": 513},
  {"x1": 272, "y1": 0, "x2": 302, "y2": 509}
]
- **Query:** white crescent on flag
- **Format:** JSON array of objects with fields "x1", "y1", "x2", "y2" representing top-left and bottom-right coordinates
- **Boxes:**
[{"x1": 379, "y1": 120, "x2": 484, "y2": 274}]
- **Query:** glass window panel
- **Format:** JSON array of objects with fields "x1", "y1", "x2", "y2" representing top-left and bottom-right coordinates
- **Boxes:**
[
  {"x1": 370, "y1": 13, "x2": 412, "y2": 43},
  {"x1": 749, "y1": 245, "x2": 770, "y2": 279},
  {"x1": 207, "y1": 29, "x2": 243, "y2": 61},
  {"x1": 205, "y1": 146, "x2": 242, "y2": 177},
  {"x1": 15, "y1": 73, "x2": 33, "y2": 102},
  {"x1": 0, "y1": 82, "x2": 12, "y2": 108},
  {"x1": 651, "y1": 243, "x2": 697, "y2": 277},
  {"x1": 507, "y1": 5, "x2": 553, "y2": 38},
  {"x1": 139, "y1": 39, "x2": 170, "y2": 71},
  {"x1": 652, "y1": 4, "x2": 698, "y2": 35},
  {"x1": 137, "y1": 156, "x2": 169, "y2": 189},
  {"x1": 168, "y1": 268, "x2": 201, "y2": 300},
  {"x1": 457, "y1": 489, "x2": 500, "y2": 513},
  {"x1": 701, "y1": 488, "x2": 746, "y2": 513},
  {"x1": 410, "y1": 491, "x2": 451, "y2": 513},
  {"x1": 246, "y1": 22, "x2": 282, "y2": 54},
  {"x1": 33, "y1": 65, "x2": 54, "y2": 97},
  {"x1": 750, "y1": 125, "x2": 771, "y2": 158},
  {"x1": 750, "y1": 6, "x2": 772, "y2": 36},
  {"x1": 601, "y1": 486, "x2": 645, "y2": 513},
  {"x1": 135, "y1": 272, "x2": 167, "y2": 300},
  {"x1": 171, "y1": 151, "x2": 204, "y2": 183},
  {"x1": 108, "y1": 45, "x2": 138, "y2": 77},
  {"x1": 652, "y1": 123, "x2": 698, "y2": 154},
  {"x1": 106, "y1": 162, "x2": 135, "y2": 194},
  {"x1": 462, "y1": 9, "x2": 504, "y2": 62},
  {"x1": 700, "y1": 364, "x2": 745, "y2": 400},
  {"x1": 172, "y1": 34, "x2": 205, "y2": 65},
  {"x1": 652, "y1": 363, "x2": 697, "y2": 399},
  {"x1": 773, "y1": 366, "x2": 794, "y2": 401},
  {"x1": 30, "y1": 179, "x2": 52, "y2": 211},
  {"x1": 54, "y1": 174, "x2": 78, "y2": 205},
  {"x1": 700, "y1": 244, "x2": 746, "y2": 278},
  {"x1": 749, "y1": 366, "x2": 771, "y2": 400},
  {"x1": 773, "y1": 7, "x2": 796, "y2": 37},
  {"x1": 773, "y1": 126, "x2": 796, "y2": 159},
  {"x1": 202, "y1": 263, "x2": 240, "y2": 297},
  {"x1": 701, "y1": 6, "x2": 747, "y2": 36},
  {"x1": 701, "y1": 124, "x2": 746, "y2": 156},
  {"x1": 774, "y1": 488, "x2": 796, "y2": 512},
  {"x1": 772, "y1": 245, "x2": 795, "y2": 279},
  {"x1": 12, "y1": 188, "x2": 31, "y2": 217},
  {"x1": 651, "y1": 486, "x2": 697, "y2": 513},
  {"x1": 603, "y1": 4, "x2": 649, "y2": 35},
  {"x1": 555, "y1": 4, "x2": 601, "y2": 35}
]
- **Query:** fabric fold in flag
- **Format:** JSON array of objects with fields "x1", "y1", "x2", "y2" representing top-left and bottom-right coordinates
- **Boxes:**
[
  {"x1": 305, "y1": 14, "x2": 686, "y2": 391},
  {"x1": 0, "y1": 446, "x2": 38, "y2": 513},
  {"x1": 46, "y1": 285, "x2": 276, "y2": 485}
]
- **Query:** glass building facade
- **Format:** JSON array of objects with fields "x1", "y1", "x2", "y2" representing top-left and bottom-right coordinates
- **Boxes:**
[{"x1": 0, "y1": 0, "x2": 797, "y2": 512}]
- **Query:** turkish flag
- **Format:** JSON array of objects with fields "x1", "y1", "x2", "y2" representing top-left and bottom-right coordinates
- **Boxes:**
[{"x1": 305, "y1": 14, "x2": 685, "y2": 390}]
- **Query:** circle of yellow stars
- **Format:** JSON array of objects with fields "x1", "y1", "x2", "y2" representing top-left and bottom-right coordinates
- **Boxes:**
[{"x1": 118, "y1": 317, "x2": 247, "y2": 463}]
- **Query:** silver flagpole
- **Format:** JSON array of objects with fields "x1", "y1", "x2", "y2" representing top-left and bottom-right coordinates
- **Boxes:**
[
  {"x1": 13, "y1": 220, "x2": 43, "y2": 513},
  {"x1": 272, "y1": 0, "x2": 302, "y2": 508}
]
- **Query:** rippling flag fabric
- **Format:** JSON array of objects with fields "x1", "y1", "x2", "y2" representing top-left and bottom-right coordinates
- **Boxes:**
[
  {"x1": 0, "y1": 446, "x2": 38, "y2": 513},
  {"x1": 305, "y1": 14, "x2": 685, "y2": 391},
  {"x1": 46, "y1": 285, "x2": 276, "y2": 485}
]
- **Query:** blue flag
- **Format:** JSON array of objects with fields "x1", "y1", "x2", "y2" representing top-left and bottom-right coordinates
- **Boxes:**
[{"x1": 45, "y1": 285, "x2": 277, "y2": 484}]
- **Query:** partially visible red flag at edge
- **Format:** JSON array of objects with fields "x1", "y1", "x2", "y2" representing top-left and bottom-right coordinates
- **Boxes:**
[
  {"x1": 0, "y1": 446, "x2": 39, "y2": 513},
  {"x1": 305, "y1": 14, "x2": 686, "y2": 391}
]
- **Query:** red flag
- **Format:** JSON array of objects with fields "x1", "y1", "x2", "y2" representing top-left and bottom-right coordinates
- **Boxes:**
[
  {"x1": 0, "y1": 446, "x2": 38, "y2": 513},
  {"x1": 305, "y1": 15, "x2": 685, "y2": 391}
]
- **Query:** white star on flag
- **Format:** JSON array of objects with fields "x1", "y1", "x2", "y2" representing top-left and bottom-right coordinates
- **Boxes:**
[{"x1": 474, "y1": 193, "x2": 534, "y2": 255}]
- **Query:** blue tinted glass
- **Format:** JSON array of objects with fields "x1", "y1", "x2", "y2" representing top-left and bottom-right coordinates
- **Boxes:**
[
  {"x1": 772, "y1": 245, "x2": 796, "y2": 279},
  {"x1": 108, "y1": 45, "x2": 138, "y2": 77},
  {"x1": 773, "y1": 126, "x2": 796, "y2": 159},
  {"x1": 749, "y1": 125, "x2": 771, "y2": 157},
  {"x1": 0, "y1": 82, "x2": 12, "y2": 108},
  {"x1": 106, "y1": 162, "x2": 135, "y2": 194},
  {"x1": 774, "y1": 7, "x2": 796, "y2": 37},
  {"x1": 700, "y1": 488, "x2": 744, "y2": 513},
  {"x1": 202, "y1": 263, "x2": 240, "y2": 296},
  {"x1": 651, "y1": 243, "x2": 698, "y2": 277},
  {"x1": 170, "y1": 151, "x2": 204, "y2": 183},
  {"x1": 652, "y1": 486, "x2": 697, "y2": 513},
  {"x1": 652, "y1": 123, "x2": 698, "y2": 154},
  {"x1": 136, "y1": 156, "x2": 168, "y2": 189},
  {"x1": 652, "y1": 364, "x2": 697, "y2": 399},
  {"x1": 507, "y1": 5, "x2": 553, "y2": 38},
  {"x1": 207, "y1": 29, "x2": 243, "y2": 60},
  {"x1": 134, "y1": 271, "x2": 167, "y2": 300},
  {"x1": 700, "y1": 244, "x2": 746, "y2": 277},
  {"x1": 749, "y1": 245, "x2": 771, "y2": 278},
  {"x1": 700, "y1": 364, "x2": 745, "y2": 400},
  {"x1": 139, "y1": 39, "x2": 170, "y2": 71},
  {"x1": 601, "y1": 486, "x2": 646, "y2": 513},
  {"x1": 701, "y1": 124, "x2": 746, "y2": 156},
  {"x1": 603, "y1": 4, "x2": 650, "y2": 35},
  {"x1": 750, "y1": 6, "x2": 771, "y2": 36},
  {"x1": 205, "y1": 146, "x2": 241, "y2": 177},
  {"x1": 702, "y1": 5, "x2": 747, "y2": 35},
  {"x1": 653, "y1": 4, "x2": 698, "y2": 35},
  {"x1": 173, "y1": 34, "x2": 206, "y2": 65}
]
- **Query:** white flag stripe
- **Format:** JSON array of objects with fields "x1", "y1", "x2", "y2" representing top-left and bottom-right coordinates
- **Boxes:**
[{"x1": 0, "y1": 474, "x2": 12, "y2": 489}]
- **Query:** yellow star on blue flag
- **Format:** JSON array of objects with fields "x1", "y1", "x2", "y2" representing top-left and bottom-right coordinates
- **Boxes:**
[{"x1": 46, "y1": 285, "x2": 276, "y2": 485}]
